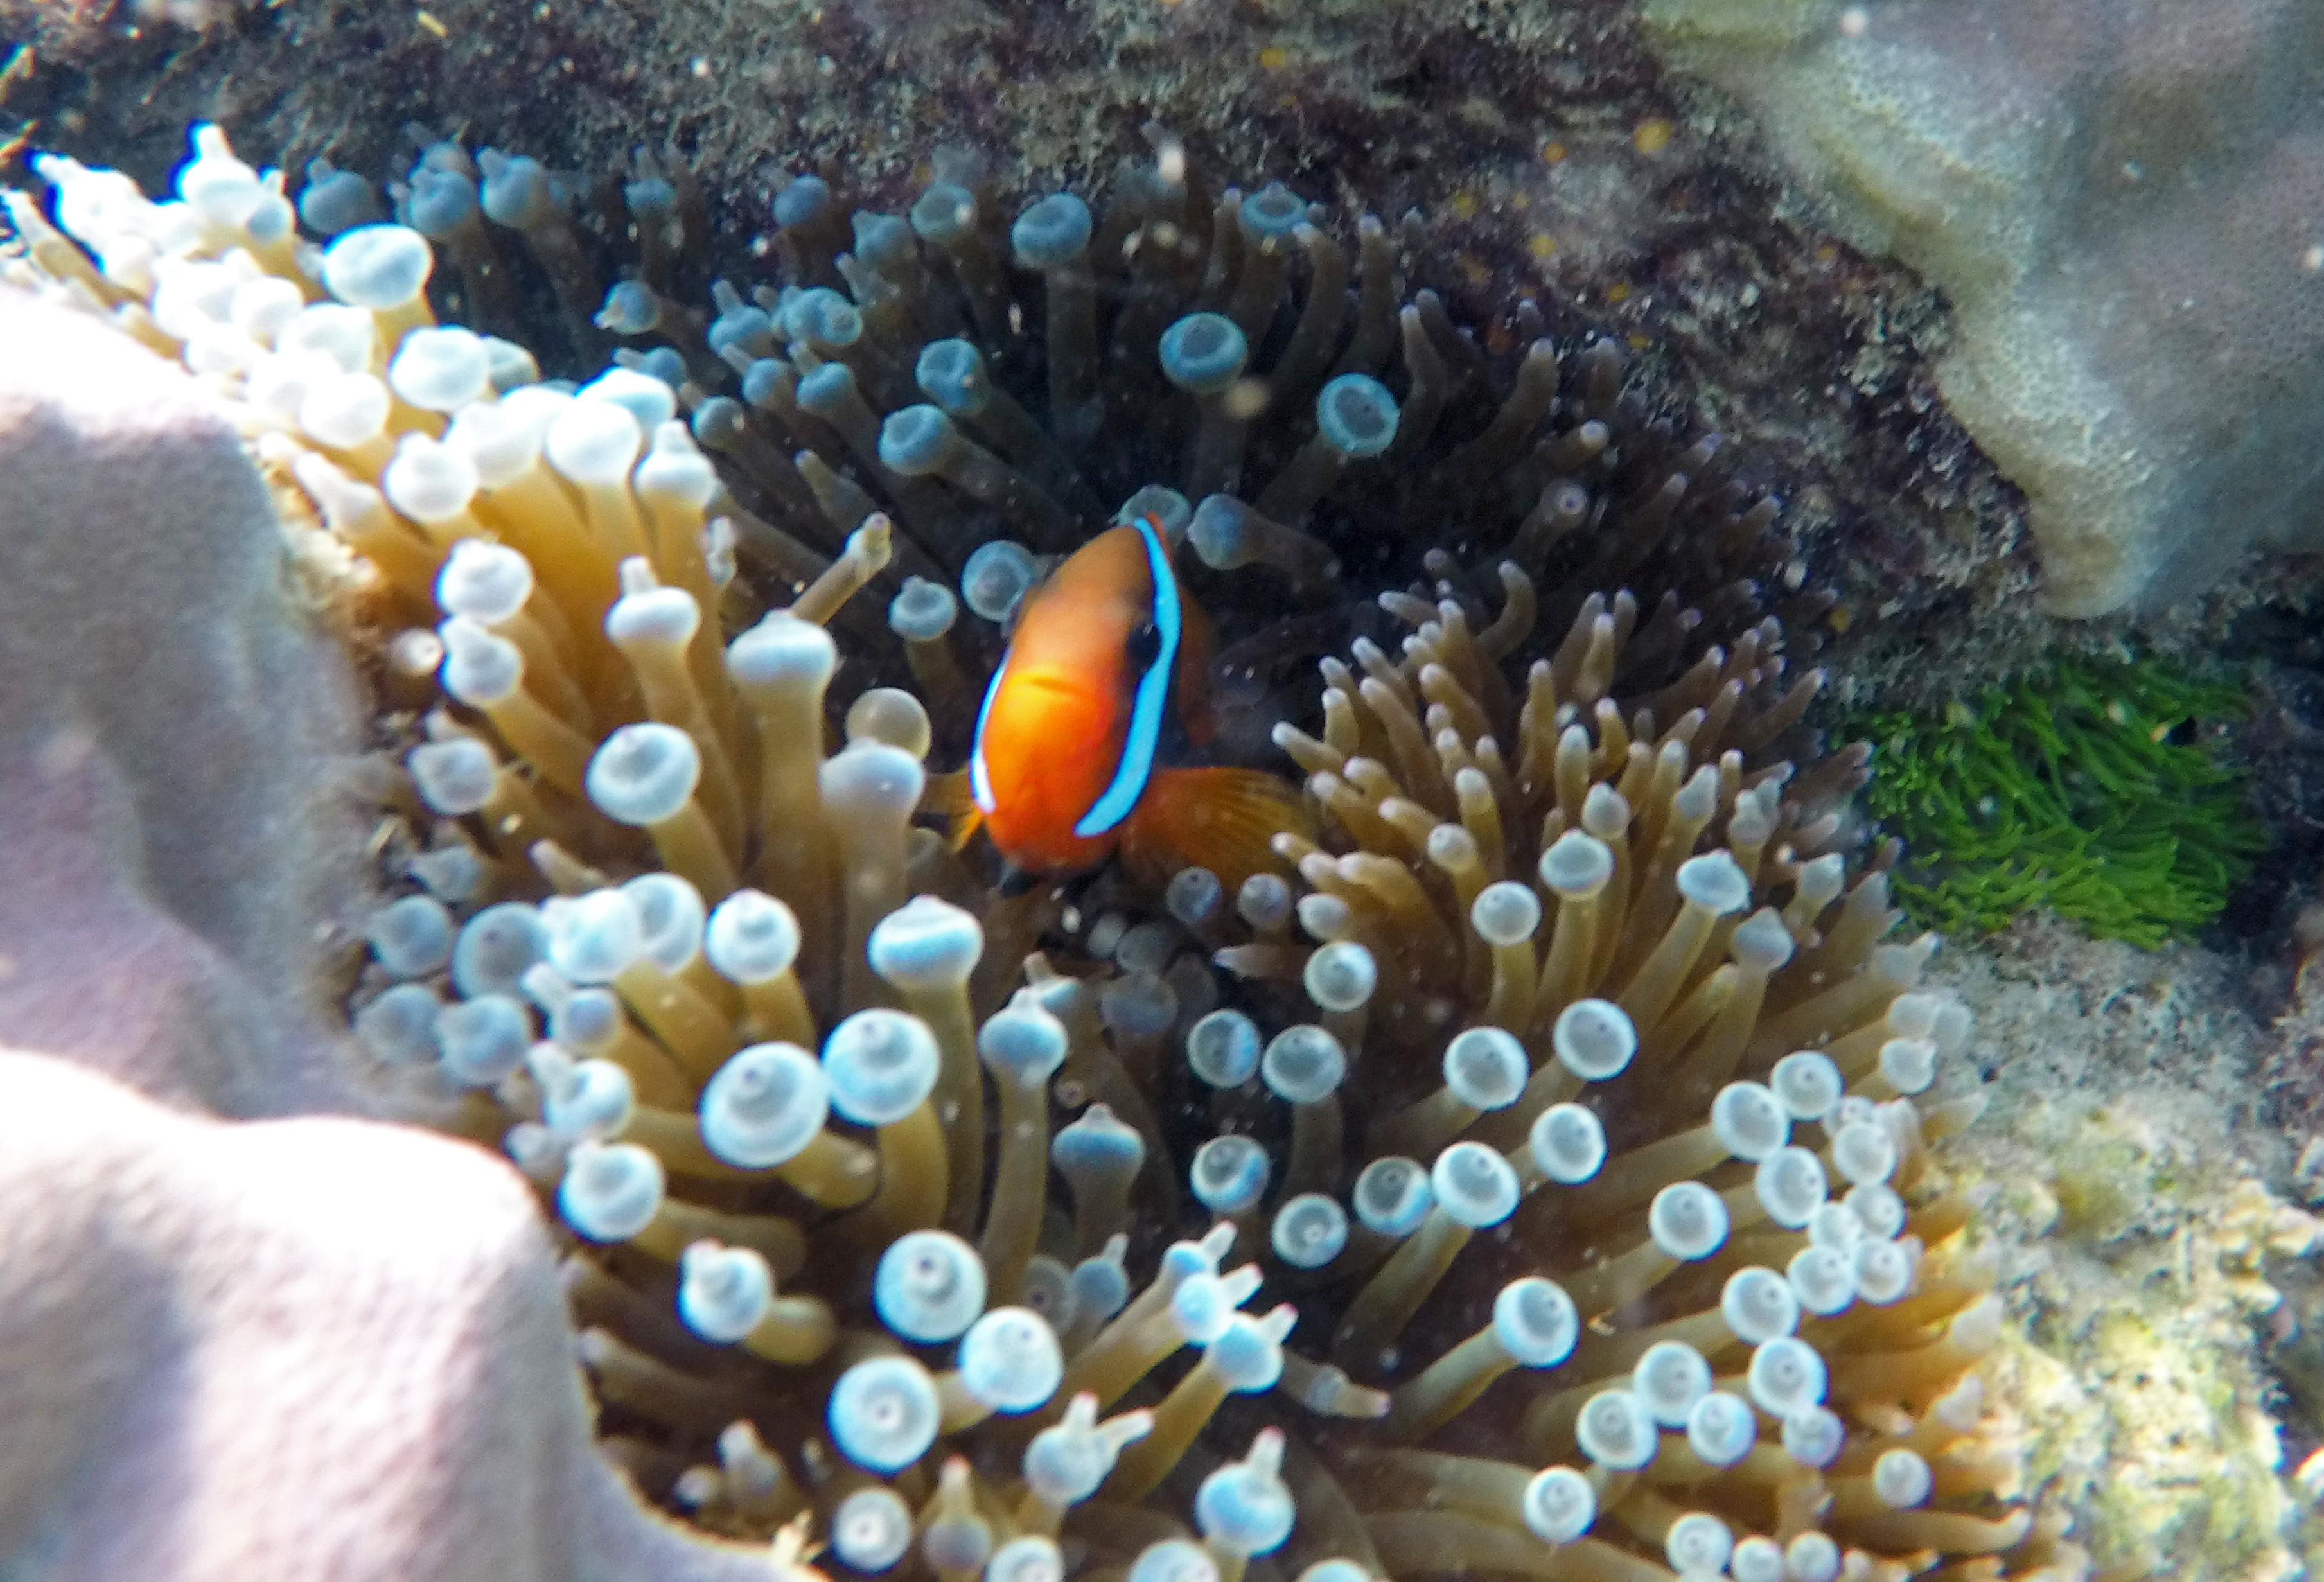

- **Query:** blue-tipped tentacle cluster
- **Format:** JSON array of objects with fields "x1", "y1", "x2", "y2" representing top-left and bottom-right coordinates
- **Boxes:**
[{"x1": 6, "y1": 123, "x2": 2064, "y2": 1582}]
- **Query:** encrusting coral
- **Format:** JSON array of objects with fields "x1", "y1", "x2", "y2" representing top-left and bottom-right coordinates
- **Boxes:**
[
  {"x1": 1639, "y1": 0, "x2": 2324, "y2": 619},
  {"x1": 4, "y1": 122, "x2": 2089, "y2": 1581}
]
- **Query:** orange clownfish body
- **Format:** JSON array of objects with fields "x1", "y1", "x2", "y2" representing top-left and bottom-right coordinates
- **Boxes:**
[{"x1": 967, "y1": 515, "x2": 1306, "y2": 889}]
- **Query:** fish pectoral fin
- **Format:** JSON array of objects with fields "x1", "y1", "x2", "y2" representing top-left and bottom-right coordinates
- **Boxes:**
[
  {"x1": 1120, "y1": 767, "x2": 1314, "y2": 893},
  {"x1": 924, "y1": 767, "x2": 984, "y2": 852}
]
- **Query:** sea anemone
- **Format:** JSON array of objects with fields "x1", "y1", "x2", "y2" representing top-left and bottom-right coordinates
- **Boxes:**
[{"x1": 3, "y1": 123, "x2": 2083, "y2": 1581}]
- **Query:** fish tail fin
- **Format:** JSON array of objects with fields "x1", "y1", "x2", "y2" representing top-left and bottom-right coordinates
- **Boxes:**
[
  {"x1": 1121, "y1": 767, "x2": 1314, "y2": 893},
  {"x1": 924, "y1": 768, "x2": 984, "y2": 852}
]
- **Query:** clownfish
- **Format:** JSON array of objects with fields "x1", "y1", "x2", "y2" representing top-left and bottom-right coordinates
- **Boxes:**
[{"x1": 958, "y1": 513, "x2": 1307, "y2": 890}]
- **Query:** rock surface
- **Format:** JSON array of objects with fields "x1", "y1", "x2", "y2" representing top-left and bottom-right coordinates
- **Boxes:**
[{"x1": 1931, "y1": 917, "x2": 2323, "y2": 1576}]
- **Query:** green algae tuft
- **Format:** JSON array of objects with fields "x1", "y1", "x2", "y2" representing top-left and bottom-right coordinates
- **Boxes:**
[{"x1": 1856, "y1": 657, "x2": 2262, "y2": 949}]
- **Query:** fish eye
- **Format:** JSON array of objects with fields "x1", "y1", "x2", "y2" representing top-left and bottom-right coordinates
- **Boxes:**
[{"x1": 1125, "y1": 619, "x2": 1162, "y2": 671}]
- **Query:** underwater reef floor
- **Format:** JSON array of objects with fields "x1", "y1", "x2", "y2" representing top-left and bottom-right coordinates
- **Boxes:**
[{"x1": 8, "y1": 1, "x2": 2324, "y2": 1577}]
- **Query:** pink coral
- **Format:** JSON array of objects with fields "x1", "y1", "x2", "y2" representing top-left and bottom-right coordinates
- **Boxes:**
[
  {"x1": 0, "y1": 1050, "x2": 777, "y2": 1581},
  {"x1": 0, "y1": 285, "x2": 775, "y2": 1581}
]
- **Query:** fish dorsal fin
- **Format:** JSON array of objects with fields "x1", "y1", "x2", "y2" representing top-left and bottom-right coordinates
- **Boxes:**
[
  {"x1": 1073, "y1": 514, "x2": 1179, "y2": 838},
  {"x1": 1120, "y1": 766, "x2": 1312, "y2": 893}
]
